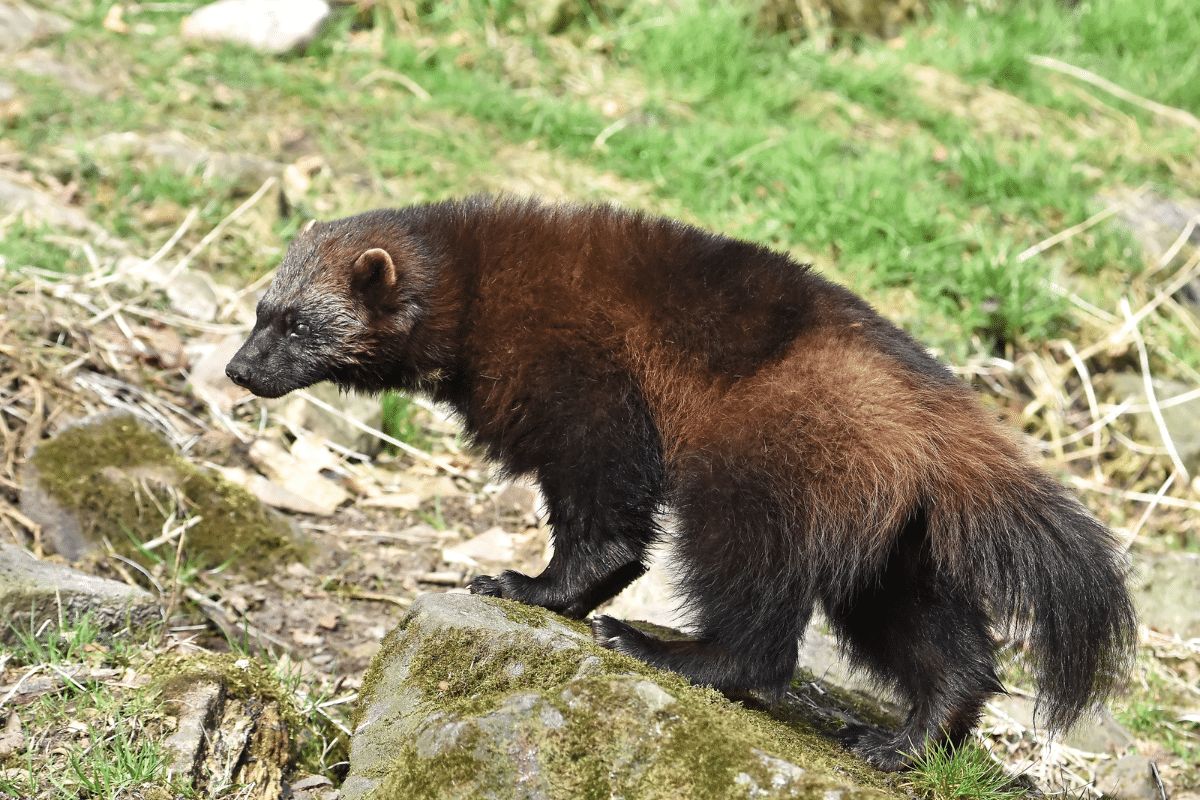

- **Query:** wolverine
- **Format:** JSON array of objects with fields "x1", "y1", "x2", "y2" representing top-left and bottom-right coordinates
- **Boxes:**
[{"x1": 226, "y1": 196, "x2": 1135, "y2": 771}]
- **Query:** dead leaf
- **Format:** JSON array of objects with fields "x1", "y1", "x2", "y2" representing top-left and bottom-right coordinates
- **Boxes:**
[
  {"x1": 103, "y1": 4, "x2": 129, "y2": 34},
  {"x1": 250, "y1": 439, "x2": 349, "y2": 516}
]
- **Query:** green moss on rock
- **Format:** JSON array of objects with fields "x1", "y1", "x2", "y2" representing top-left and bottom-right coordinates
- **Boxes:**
[
  {"x1": 27, "y1": 413, "x2": 307, "y2": 575},
  {"x1": 347, "y1": 594, "x2": 905, "y2": 800}
]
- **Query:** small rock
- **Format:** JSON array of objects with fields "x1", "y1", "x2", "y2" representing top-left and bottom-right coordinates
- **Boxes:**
[
  {"x1": 414, "y1": 570, "x2": 463, "y2": 586},
  {"x1": 8, "y1": 50, "x2": 106, "y2": 96},
  {"x1": 987, "y1": 694, "x2": 1132, "y2": 754},
  {"x1": 1107, "y1": 189, "x2": 1200, "y2": 310},
  {"x1": 441, "y1": 527, "x2": 516, "y2": 568},
  {"x1": 1128, "y1": 548, "x2": 1200, "y2": 639},
  {"x1": 0, "y1": 81, "x2": 23, "y2": 122},
  {"x1": 0, "y1": 1, "x2": 70, "y2": 53},
  {"x1": 493, "y1": 482, "x2": 541, "y2": 520},
  {"x1": 0, "y1": 169, "x2": 115, "y2": 245},
  {"x1": 94, "y1": 131, "x2": 282, "y2": 195},
  {"x1": 1101, "y1": 373, "x2": 1200, "y2": 475},
  {"x1": 162, "y1": 681, "x2": 225, "y2": 783},
  {"x1": 248, "y1": 438, "x2": 349, "y2": 516},
  {"x1": 1095, "y1": 755, "x2": 1162, "y2": 800},
  {"x1": 214, "y1": 464, "x2": 334, "y2": 517},
  {"x1": 0, "y1": 543, "x2": 159, "y2": 640},
  {"x1": 20, "y1": 412, "x2": 306, "y2": 575},
  {"x1": 181, "y1": 0, "x2": 331, "y2": 55},
  {"x1": 0, "y1": 713, "x2": 23, "y2": 759}
]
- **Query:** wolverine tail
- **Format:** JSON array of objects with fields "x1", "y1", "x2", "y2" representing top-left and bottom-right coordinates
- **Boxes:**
[{"x1": 928, "y1": 467, "x2": 1137, "y2": 730}]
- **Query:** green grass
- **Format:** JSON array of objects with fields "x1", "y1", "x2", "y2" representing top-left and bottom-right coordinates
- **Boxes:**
[
  {"x1": 1116, "y1": 668, "x2": 1200, "y2": 774},
  {"x1": 0, "y1": 615, "x2": 182, "y2": 800},
  {"x1": 0, "y1": 223, "x2": 82, "y2": 274},
  {"x1": 7, "y1": 611, "x2": 104, "y2": 667},
  {"x1": 907, "y1": 0, "x2": 1200, "y2": 116},
  {"x1": 381, "y1": 391, "x2": 431, "y2": 449},
  {"x1": 903, "y1": 740, "x2": 1028, "y2": 800}
]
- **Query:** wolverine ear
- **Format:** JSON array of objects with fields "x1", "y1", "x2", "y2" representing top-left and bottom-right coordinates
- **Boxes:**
[
  {"x1": 299, "y1": 218, "x2": 317, "y2": 235},
  {"x1": 352, "y1": 248, "x2": 397, "y2": 293}
]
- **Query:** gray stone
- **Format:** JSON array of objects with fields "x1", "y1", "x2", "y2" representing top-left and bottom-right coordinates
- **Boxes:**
[
  {"x1": 1101, "y1": 372, "x2": 1200, "y2": 476},
  {"x1": 163, "y1": 680, "x2": 226, "y2": 783},
  {"x1": 0, "y1": 170, "x2": 116, "y2": 245},
  {"x1": 0, "y1": 2, "x2": 70, "y2": 53},
  {"x1": 0, "y1": 543, "x2": 159, "y2": 639},
  {"x1": 181, "y1": 0, "x2": 331, "y2": 55},
  {"x1": 344, "y1": 592, "x2": 901, "y2": 800},
  {"x1": 8, "y1": 50, "x2": 105, "y2": 96},
  {"x1": 1129, "y1": 548, "x2": 1200, "y2": 639},
  {"x1": 1107, "y1": 189, "x2": 1200, "y2": 309},
  {"x1": 988, "y1": 695, "x2": 1132, "y2": 754},
  {"x1": 1095, "y1": 755, "x2": 1163, "y2": 800},
  {"x1": 94, "y1": 132, "x2": 282, "y2": 195}
]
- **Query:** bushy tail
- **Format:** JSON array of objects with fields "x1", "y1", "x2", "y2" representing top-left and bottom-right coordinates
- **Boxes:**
[{"x1": 931, "y1": 469, "x2": 1138, "y2": 731}]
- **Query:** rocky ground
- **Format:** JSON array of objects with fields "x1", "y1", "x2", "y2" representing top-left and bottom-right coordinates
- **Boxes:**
[{"x1": 1, "y1": 1, "x2": 1199, "y2": 799}]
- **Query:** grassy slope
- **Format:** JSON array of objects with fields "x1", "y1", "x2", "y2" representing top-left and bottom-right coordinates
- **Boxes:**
[{"x1": 3, "y1": 1, "x2": 1197, "y2": 361}]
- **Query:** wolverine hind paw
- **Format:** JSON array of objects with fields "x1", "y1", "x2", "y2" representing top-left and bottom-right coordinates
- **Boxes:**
[
  {"x1": 836, "y1": 724, "x2": 912, "y2": 772},
  {"x1": 590, "y1": 615, "x2": 649, "y2": 657}
]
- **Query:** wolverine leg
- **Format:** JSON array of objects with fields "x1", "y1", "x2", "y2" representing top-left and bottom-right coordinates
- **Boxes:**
[
  {"x1": 593, "y1": 467, "x2": 813, "y2": 699},
  {"x1": 824, "y1": 517, "x2": 1001, "y2": 771},
  {"x1": 470, "y1": 381, "x2": 665, "y2": 619}
]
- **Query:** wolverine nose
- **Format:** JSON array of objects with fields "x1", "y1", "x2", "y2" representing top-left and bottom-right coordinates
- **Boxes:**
[{"x1": 226, "y1": 362, "x2": 250, "y2": 388}]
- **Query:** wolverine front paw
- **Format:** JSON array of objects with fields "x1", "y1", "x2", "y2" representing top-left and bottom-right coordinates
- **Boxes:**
[
  {"x1": 467, "y1": 574, "x2": 504, "y2": 597},
  {"x1": 467, "y1": 570, "x2": 534, "y2": 601}
]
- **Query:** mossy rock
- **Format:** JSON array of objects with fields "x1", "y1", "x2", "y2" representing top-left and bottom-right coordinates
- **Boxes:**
[
  {"x1": 344, "y1": 593, "x2": 906, "y2": 800},
  {"x1": 0, "y1": 542, "x2": 158, "y2": 642},
  {"x1": 149, "y1": 652, "x2": 294, "y2": 799},
  {"x1": 21, "y1": 412, "x2": 309, "y2": 576}
]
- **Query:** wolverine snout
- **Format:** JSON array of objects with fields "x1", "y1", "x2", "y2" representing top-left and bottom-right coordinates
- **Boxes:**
[{"x1": 225, "y1": 359, "x2": 251, "y2": 388}]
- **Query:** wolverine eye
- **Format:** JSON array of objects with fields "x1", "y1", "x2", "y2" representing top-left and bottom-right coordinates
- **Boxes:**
[{"x1": 290, "y1": 322, "x2": 311, "y2": 338}]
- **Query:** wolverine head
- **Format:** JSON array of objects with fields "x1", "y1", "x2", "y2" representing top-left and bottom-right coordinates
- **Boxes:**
[{"x1": 225, "y1": 211, "x2": 431, "y2": 399}]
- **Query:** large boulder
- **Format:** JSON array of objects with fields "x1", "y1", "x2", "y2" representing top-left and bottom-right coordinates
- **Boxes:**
[
  {"x1": 0, "y1": 543, "x2": 158, "y2": 640},
  {"x1": 21, "y1": 412, "x2": 309, "y2": 575},
  {"x1": 344, "y1": 592, "x2": 902, "y2": 800}
]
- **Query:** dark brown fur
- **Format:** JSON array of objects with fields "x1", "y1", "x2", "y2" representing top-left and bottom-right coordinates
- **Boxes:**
[{"x1": 226, "y1": 196, "x2": 1136, "y2": 770}]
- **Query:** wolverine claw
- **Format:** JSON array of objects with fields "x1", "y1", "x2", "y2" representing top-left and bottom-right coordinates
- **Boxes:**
[{"x1": 467, "y1": 574, "x2": 503, "y2": 597}]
